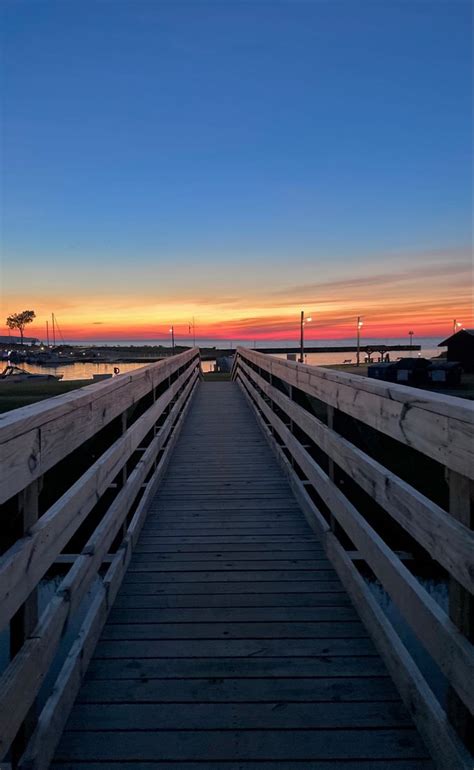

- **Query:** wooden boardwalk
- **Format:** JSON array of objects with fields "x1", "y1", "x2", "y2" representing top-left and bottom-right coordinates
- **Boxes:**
[{"x1": 54, "y1": 381, "x2": 432, "y2": 768}]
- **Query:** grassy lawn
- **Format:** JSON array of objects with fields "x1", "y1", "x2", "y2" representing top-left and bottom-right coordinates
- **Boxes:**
[
  {"x1": 324, "y1": 363, "x2": 474, "y2": 400},
  {"x1": 0, "y1": 379, "x2": 94, "y2": 413},
  {"x1": 202, "y1": 372, "x2": 231, "y2": 381}
]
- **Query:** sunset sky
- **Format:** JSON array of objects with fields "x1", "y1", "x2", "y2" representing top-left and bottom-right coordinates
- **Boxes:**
[{"x1": 1, "y1": 1, "x2": 472, "y2": 343}]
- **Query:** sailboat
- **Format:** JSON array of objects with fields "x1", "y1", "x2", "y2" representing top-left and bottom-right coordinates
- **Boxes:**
[
  {"x1": 27, "y1": 314, "x2": 75, "y2": 365},
  {"x1": 0, "y1": 365, "x2": 63, "y2": 383}
]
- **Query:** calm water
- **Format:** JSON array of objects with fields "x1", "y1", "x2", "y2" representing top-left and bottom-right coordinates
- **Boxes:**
[
  {"x1": 14, "y1": 344, "x2": 441, "y2": 381},
  {"x1": 15, "y1": 360, "x2": 152, "y2": 381}
]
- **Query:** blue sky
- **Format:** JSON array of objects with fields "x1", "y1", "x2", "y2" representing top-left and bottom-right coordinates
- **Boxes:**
[{"x1": 1, "y1": 1, "x2": 472, "y2": 339}]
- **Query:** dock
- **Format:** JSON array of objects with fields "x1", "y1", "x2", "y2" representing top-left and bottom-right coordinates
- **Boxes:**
[{"x1": 0, "y1": 348, "x2": 472, "y2": 769}]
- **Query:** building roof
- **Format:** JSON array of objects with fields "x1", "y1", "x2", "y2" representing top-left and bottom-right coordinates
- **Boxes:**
[
  {"x1": 438, "y1": 329, "x2": 474, "y2": 347},
  {"x1": 428, "y1": 360, "x2": 462, "y2": 370}
]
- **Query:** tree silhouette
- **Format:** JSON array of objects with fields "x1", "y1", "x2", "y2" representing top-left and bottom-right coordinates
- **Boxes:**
[{"x1": 6, "y1": 310, "x2": 36, "y2": 345}]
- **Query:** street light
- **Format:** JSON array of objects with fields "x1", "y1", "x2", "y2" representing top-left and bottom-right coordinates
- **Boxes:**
[
  {"x1": 299, "y1": 311, "x2": 312, "y2": 363},
  {"x1": 453, "y1": 320, "x2": 462, "y2": 335},
  {"x1": 408, "y1": 331, "x2": 414, "y2": 355},
  {"x1": 188, "y1": 318, "x2": 196, "y2": 347},
  {"x1": 356, "y1": 316, "x2": 363, "y2": 367},
  {"x1": 169, "y1": 325, "x2": 175, "y2": 355}
]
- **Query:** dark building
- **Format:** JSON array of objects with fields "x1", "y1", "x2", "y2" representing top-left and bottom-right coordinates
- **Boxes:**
[
  {"x1": 438, "y1": 329, "x2": 474, "y2": 373},
  {"x1": 427, "y1": 361, "x2": 462, "y2": 386},
  {"x1": 368, "y1": 357, "x2": 432, "y2": 385},
  {"x1": 393, "y1": 357, "x2": 431, "y2": 385},
  {"x1": 367, "y1": 362, "x2": 397, "y2": 381}
]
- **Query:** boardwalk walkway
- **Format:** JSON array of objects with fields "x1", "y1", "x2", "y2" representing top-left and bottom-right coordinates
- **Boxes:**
[{"x1": 54, "y1": 381, "x2": 432, "y2": 768}]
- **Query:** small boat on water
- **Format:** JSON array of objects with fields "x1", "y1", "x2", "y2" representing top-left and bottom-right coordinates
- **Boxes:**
[{"x1": 0, "y1": 365, "x2": 63, "y2": 383}]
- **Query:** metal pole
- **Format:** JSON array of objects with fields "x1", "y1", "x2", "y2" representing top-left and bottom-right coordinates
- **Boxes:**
[
  {"x1": 356, "y1": 316, "x2": 361, "y2": 367},
  {"x1": 170, "y1": 326, "x2": 175, "y2": 355},
  {"x1": 299, "y1": 310, "x2": 304, "y2": 363}
]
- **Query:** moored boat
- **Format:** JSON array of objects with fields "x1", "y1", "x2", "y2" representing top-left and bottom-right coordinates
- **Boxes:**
[{"x1": 0, "y1": 365, "x2": 64, "y2": 383}]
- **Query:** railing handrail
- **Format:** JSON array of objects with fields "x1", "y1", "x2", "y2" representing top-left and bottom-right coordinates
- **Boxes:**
[
  {"x1": 0, "y1": 349, "x2": 201, "y2": 768},
  {"x1": 234, "y1": 347, "x2": 474, "y2": 479},
  {"x1": 232, "y1": 348, "x2": 474, "y2": 770},
  {"x1": 0, "y1": 348, "x2": 200, "y2": 504},
  {"x1": 235, "y1": 346, "x2": 474, "y2": 415}
]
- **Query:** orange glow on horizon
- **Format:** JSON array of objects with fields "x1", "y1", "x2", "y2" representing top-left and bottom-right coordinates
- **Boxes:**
[
  {"x1": 2, "y1": 312, "x2": 472, "y2": 343},
  {"x1": 2, "y1": 252, "x2": 471, "y2": 343}
]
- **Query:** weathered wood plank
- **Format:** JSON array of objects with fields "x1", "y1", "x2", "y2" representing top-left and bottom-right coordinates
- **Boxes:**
[
  {"x1": 239, "y1": 360, "x2": 474, "y2": 594},
  {"x1": 52, "y1": 762, "x2": 433, "y2": 770},
  {"x1": 131, "y1": 548, "x2": 326, "y2": 559},
  {"x1": 101, "y1": 620, "x2": 367, "y2": 639},
  {"x1": 123, "y1": 569, "x2": 338, "y2": 583},
  {"x1": 65, "y1": 701, "x2": 412, "y2": 730},
  {"x1": 51, "y1": 381, "x2": 431, "y2": 769},
  {"x1": 82, "y1": 657, "x2": 390, "y2": 682},
  {"x1": 326, "y1": 532, "x2": 472, "y2": 770},
  {"x1": 239, "y1": 370, "x2": 474, "y2": 715},
  {"x1": 0, "y1": 367, "x2": 198, "y2": 632},
  {"x1": 127, "y1": 558, "x2": 333, "y2": 571},
  {"x1": 236, "y1": 347, "x2": 474, "y2": 479},
  {"x1": 0, "y1": 349, "x2": 199, "y2": 502},
  {"x1": 112, "y1": 591, "x2": 353, "y2": 608},
  {"x1": 93, "y1": 637, "x2": 376, "y2": 658},
  {"x1": 17, "y1": 363, "x2": 200, "y2": 770},
  {"x1": 54, "y1": 728, "x2": 428, "y2": 761},
  {"x1": 107, "y1": 605, "x2": 358, "y2": 623},
  {"x1": 118, "y1": 580, "x2": 345, "y2": 594},
  {"x1": 0, "y1": 371, "x2": 199, "y2": 759}
]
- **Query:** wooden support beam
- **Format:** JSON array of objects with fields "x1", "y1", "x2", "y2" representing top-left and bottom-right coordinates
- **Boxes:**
[
  {"x1": 327, "y1": 405, "x2": 337, "y2": 533},
  {"x1": 447, "y1": 469, "x2": 474, "y2": 749},
  {"x1": 10, "y1": 479, "x2": 40, "y2": 766}
]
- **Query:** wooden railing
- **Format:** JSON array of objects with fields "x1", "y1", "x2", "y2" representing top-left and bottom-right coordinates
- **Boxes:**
[
  {"x1": 232, "y1": 347, "x2": 474, "y2": 770},
  {"x1": 0, "y1": 349, "x2": 201, "y2": 769}
]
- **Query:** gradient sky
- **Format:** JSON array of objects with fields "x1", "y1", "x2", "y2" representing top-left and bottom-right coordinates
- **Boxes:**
[{"x1": 1, "y1": 1, "x2": 472, "y2": 342}]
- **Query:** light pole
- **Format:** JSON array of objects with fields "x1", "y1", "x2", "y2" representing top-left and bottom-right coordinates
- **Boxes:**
[
  {"x1": 188, "y1": 318, "x2": 196, "y2": 347},
  {"x1": 453, "y1": 320, "x2": 462, "y2": 335},
  {"x1": 299, "y1": 311, "x2": 312, "y2": 363},
  {"x1": 408, "y1": 330, "x2": 414, "y2": 355},
  {"x1": 169, "y1": 325, "x2": 175, "y2": 355},
  {"x1": 356, "y1": 316, "x2": 363, "y2": 367}
]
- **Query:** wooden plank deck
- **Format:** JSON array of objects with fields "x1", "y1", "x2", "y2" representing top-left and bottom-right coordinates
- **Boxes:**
[{"x1": 53, "y1": 381, "x2": 433, "y2": 768}]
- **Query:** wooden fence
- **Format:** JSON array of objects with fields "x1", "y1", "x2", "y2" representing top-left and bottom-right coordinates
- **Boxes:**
[
  {"x1": 0, "y1": 348, "x2": 201, "y2": 769},
  {"x1": 232, "y1": 347, "x2": 474, "y2": 770}
]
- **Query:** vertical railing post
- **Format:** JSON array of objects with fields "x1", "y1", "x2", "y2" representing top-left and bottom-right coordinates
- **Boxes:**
[
  {"x1": 326, "y1": 405, "x2": 337, "y2": 533},
  {"x1": 120, "y1": 411, "x2": 128, "y2": 489},
  {"x1": 447, "y1": 468, "x2": 473, "y2": 749},
  {"x1": 10, "y1": 478, "x2": 40, "y2": 765},
  {"x1": 288, "y1": 384, "x2": 295, "y2": 468}
]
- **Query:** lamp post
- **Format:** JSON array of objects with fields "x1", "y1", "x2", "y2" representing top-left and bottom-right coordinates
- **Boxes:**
[
  {"x1": 169, "y1": 326, "x2": 175, "y2": 355},
  {"x1": 453, "y1": 320, "x2": 462, "y2": 335},
  {"x1": 356, "y1": 316, "x2": 363, "y2": 367},
  {"x1": 188, "y1": 318, "x2": 196, "y2": 347},
  {"x1": 299, "y1": 311, "x2": 312, "y2": 363},
  {"x1": 408, "y1": 330, "x2": 414, "y2": 355}
]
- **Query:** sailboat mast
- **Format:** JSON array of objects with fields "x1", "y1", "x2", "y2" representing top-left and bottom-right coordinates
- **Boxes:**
[
  {"x1": 46, "y1": 320, "x2": 50, "y2": 346},
  {"x1": 52, "y1": 313, "x2": 56, "y2": 346}
]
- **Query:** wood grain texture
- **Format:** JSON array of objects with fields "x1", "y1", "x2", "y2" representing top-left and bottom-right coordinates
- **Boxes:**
[
  {"x1": 235, "y1": 347, "x2": 474, "y2": 479},
  {"x1": 0, "y1": 349, "x2": 199, "y2": 502},
  {"x1": 54, "y1": 382, "x2": 431, "y2": 768},
  {"x1": 238, "y1": 368, "x2": 474, "y2": 715}
]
